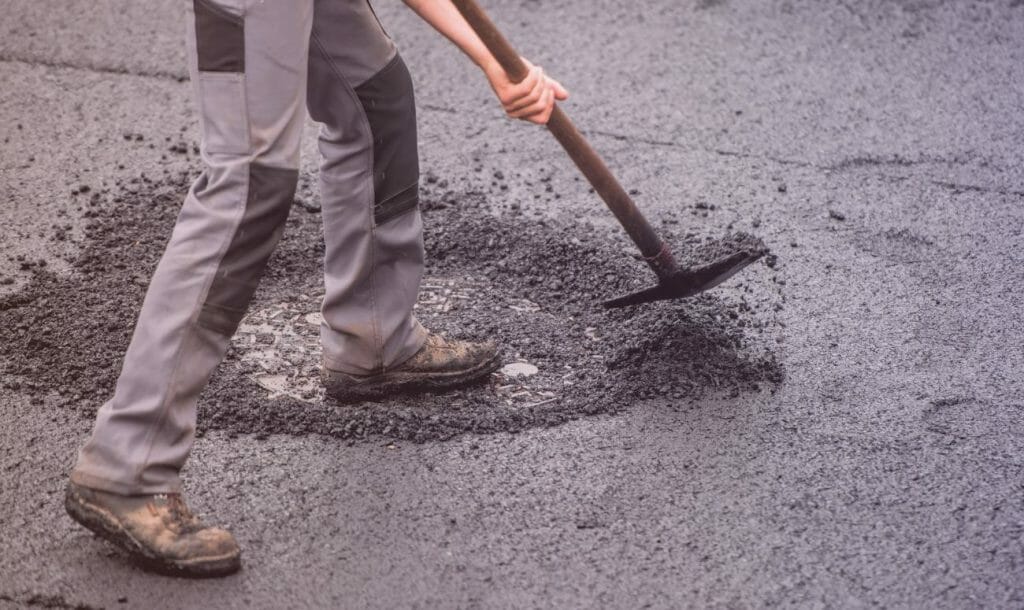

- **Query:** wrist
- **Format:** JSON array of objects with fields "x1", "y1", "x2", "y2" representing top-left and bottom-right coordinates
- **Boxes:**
[{"x1": 477, "y1": 55, "x2": 502, "y2": 78}]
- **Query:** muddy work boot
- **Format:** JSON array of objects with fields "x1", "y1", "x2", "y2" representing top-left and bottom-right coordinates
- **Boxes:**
[
  {"x1": 323, "y1": 333, "x2": 500, "y2": 402},
  {"x1": 65, "y1": 482, "x2": 241, "y2": 577}
]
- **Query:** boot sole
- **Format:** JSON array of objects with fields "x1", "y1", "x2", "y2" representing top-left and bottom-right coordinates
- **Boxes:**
[
  {"x1": 65, "y1": 486, "x2": 241, "y2": 578},
  {"x1": 323, "y1": 351, "x2": 501, "y2": 403}
]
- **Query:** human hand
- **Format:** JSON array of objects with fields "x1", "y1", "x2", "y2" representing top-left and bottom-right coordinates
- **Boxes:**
[{"x1": 483, "y1": 57, "x2": 569, "y2": 125}]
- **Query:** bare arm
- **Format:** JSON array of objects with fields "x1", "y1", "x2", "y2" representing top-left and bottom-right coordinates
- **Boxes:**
[{"x1": 402, "y1": 0, "x2": 568, "y2": 124}]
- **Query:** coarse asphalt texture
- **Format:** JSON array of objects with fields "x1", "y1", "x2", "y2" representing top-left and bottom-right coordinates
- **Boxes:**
[{"x1": 2, "y1": 1, "x2": 1023, "y2": 608}]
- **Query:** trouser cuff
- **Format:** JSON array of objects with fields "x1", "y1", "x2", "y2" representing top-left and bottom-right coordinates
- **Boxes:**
[
  {"x1": 70, "y1": 467, "x2": 182, "y2": 497},
  {"x1": 321, "y1": 318, "x2": 428, "y2": 376}
]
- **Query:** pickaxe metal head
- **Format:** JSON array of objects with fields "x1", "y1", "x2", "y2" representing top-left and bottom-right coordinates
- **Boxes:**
[{"x1": 603, "y1": 248, "x2": 765, "y2": 308}]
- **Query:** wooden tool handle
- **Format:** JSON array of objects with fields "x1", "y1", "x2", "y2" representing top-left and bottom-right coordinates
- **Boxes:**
[
  {"x1": 452, "y1": 0, "x2": 530, "y2": 83},
  {"x1": 451, "y1": 0, "x2": 677, "y2": 277}
]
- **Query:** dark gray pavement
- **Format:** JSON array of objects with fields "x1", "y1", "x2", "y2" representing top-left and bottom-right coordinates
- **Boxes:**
[{"x1": 2, "y1": 1, "x2": 1023, "y2": 608}]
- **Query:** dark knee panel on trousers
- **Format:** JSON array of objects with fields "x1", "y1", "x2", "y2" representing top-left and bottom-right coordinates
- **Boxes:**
[
  {"x1": 197, "y1": 164, "x2": 298, "y2": 336},
  {"x1": 355, "y1": 54, "x2": 419, "y2": 226}
]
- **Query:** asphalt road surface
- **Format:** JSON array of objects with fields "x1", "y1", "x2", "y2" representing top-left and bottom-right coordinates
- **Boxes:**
[{"x1": 2, "y1": 1, "x2": 1023, "y2": 608}]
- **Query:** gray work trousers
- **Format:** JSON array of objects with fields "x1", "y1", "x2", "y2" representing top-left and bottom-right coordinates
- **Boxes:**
[{"x1": 72, "y1": 0, "x2": 427, "y2": 495}]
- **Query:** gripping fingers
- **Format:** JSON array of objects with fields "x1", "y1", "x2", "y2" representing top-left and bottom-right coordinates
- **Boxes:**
[
  {"x1": 537, "y1": 86, "x2": 557, "y2": 123},
  {"x1": 536, "y1": 86, "x2": 556, "y2": 123},
  {"x1": 504, "y1": 67, "x2": 545, "y2": 114},
  {"x1": 500, "y1": 65, "x2": 542, "y2": 107},
  {"x1": 489, "y1": 58, "x2": 568, "y2": 125},
  {"x1": 512, "y1": 86, "x2": 555, "y2": 124}
]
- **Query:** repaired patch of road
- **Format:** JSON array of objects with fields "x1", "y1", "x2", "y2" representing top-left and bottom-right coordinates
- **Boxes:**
[{"x1": 0, "y1": 170, "x2": 783, "y2": 442}]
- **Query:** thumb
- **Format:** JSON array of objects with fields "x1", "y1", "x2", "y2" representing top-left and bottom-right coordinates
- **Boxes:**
[{"x1": 552, "y1": 80, "x2": 569, "y2": 101}]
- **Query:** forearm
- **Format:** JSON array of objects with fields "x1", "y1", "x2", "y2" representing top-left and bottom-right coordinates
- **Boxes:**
[
  {"x1": 402, "y1": 0, "x2": 568, "y2": 124},
  {"x1": 402, "y1": 0, "x2": 499, "y2": 73}
]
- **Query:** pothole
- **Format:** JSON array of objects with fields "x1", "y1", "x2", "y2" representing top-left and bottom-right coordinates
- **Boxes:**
[
  {"x1": 233, "y1": 293, "x2": 325, "y2": 404},
  {"x1": 233, "y1": 277, "x2": 562, "y2": 411}
]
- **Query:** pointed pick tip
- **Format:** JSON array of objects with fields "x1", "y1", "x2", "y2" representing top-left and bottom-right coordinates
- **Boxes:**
[{"x1": 603, "y1": 247, "x2": 766, "y2": 309}]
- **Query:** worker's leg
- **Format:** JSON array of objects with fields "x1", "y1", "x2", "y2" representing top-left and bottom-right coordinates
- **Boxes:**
[
  {"x1": 71, "y1": 0, "x2": 314, "y2": 494},
  {"x1": 307, "y1": 0, "x2": 428, "y2": 376}
]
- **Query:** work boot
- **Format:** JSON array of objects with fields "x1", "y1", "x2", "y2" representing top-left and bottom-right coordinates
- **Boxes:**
[
  {"x1": 65, "y1": 481, "x2": 241, "y2": 578},
  {"x1": 322, "y1": 332, "x2": 500, "y2": 402}
]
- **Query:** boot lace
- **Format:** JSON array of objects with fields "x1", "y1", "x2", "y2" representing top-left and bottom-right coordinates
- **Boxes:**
[{"x1": 154, "y1": 493, "x2": 204, "y2": 534}]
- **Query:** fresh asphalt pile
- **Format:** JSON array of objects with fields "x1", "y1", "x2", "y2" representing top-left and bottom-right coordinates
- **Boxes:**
[{"x1": 0, "y1": 167, "x2": 783, "y2": 442}]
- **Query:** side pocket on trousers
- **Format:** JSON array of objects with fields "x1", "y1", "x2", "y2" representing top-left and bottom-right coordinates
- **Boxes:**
[
  {"x1": 192, "y1": 0, "x2": 248, "y2": 155},
  {"x1": 197, "y1": 72, "x2": 251, "y2": 155}
]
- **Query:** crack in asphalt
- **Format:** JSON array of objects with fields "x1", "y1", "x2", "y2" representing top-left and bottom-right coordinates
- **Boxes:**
[
  {"x1": 584, "y1": 131, "x2": 826, "y2": 174},
  {"x1": 714, "y1": 148, "x2": 984, "y2": 175},
  {"x1": 583, "y1": 130, "x2": 998, "y2": 184},
  {"x1": 931, "y1": 180, "x2": 1024, "y2": 198},
  {"x1": 824, "y1": 153, "x2": 974, "y2": 172},
  {"x1": 712, "y1": 147, "x2": 818, "y2": 169},
  {"x1": 0, "y1": 54, "x2": 187, "y2": 82},
  {"x1": 585, "y1": 129, "x2": 682, "y2": 149}
]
